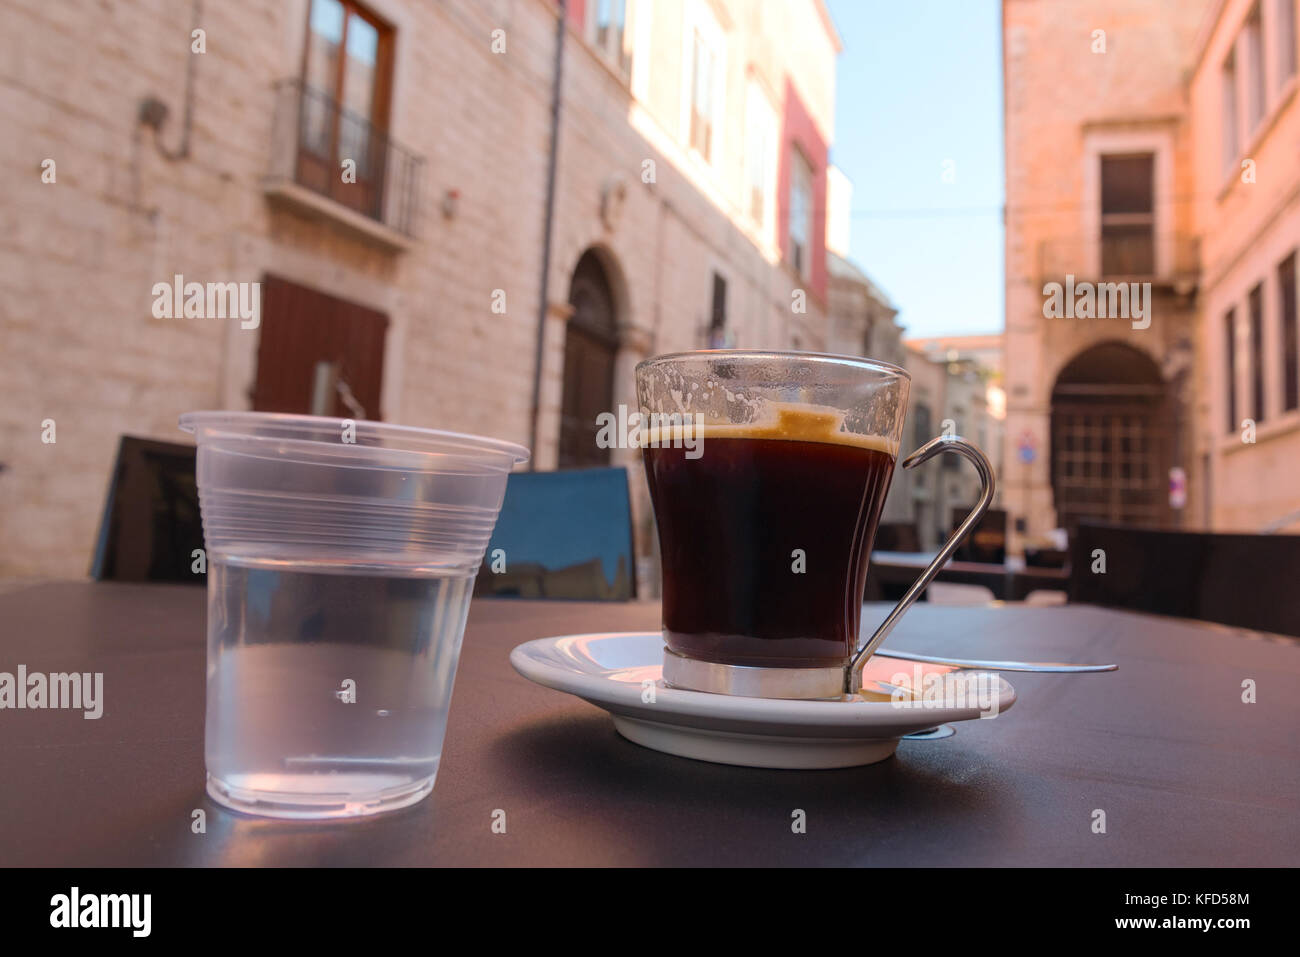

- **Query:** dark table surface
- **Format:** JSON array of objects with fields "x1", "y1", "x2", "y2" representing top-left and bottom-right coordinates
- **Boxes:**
[{"x1": 1, "y1": 581, "x2": 1297, "y2": 866}]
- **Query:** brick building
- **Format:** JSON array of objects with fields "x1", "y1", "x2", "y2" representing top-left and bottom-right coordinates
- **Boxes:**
[{"x1": 0, "y1": 0, "x2": 842, "y2": 577}]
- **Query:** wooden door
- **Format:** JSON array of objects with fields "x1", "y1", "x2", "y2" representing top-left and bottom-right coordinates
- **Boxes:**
[
  {"x1": 559, "y1": 252, "x2": 618, "y2": 467},
  {"x1": 252, "y1": 275, "x2": 388, "y2": 419},
  {"x1": 1050, "y1": 394, "x2": 1173, "y2": 531}
]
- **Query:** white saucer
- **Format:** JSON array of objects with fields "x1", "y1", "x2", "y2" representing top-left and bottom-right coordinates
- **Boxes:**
[{"x1": 509, "y1": 632, "x2": 1016, "y2": 769}]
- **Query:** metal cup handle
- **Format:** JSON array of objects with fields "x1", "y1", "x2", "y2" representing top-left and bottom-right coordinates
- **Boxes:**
[{"x1": 846, "y1": 434, "x2": 996, "y2": 694}]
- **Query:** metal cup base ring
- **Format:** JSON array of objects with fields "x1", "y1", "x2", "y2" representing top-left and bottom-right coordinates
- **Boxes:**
[{"x1": 661, "y1": 647, "x2": 847, "y2": 700}]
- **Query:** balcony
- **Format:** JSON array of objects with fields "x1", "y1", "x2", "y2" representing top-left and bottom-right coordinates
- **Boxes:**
[
  {"x1": 263, "y1": 79, "x2": 423, "y2": 251},
  {"x1": 1037, "y1": 235, "x2": 1200, "y2": 292}
]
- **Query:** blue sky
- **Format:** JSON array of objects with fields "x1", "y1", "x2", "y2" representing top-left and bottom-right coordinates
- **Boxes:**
[{"x1": 826, "y1": 0, "x2": 1004, "y2": 339}]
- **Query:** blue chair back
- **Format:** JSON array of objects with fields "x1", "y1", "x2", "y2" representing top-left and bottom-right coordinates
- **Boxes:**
[{"x1": 474, "y1": 467, "x2": 636, "y2": 601}]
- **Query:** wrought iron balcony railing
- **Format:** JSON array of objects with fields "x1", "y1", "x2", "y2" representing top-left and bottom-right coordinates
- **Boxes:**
[
  {"x1": 1037, "y1": 235, "x2": 1200, "y2": 290},
  {"x1": 267, "y1": 78, "x2": 423, "y2": 240}
]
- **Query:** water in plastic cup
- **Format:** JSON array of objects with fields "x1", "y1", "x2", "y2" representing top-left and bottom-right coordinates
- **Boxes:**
[{"x1": 180, "y1": 412, "x2": 528, "y2": 819}]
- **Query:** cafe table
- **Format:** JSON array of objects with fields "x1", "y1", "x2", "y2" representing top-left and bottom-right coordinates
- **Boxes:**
[
  {"x1": 0, "y1": 580, "x2": 1296, "y2": 867},
  {"x1": 868, "y1": 549, "x2": 1070, "y2": 602}
]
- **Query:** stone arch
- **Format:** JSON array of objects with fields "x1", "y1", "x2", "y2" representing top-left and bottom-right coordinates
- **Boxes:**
[
  {"x1": 561, "y1": 241, "x2": 631, "y2": 333},
  {"x1": 1049, "y1": 340, "x2": 1174, "y2": 532},
  {"x1": 1044, "y1": 333, "x2": 1163, "y2": 392}
]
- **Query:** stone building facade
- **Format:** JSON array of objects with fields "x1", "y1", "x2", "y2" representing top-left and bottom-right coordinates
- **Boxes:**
[
  {"x1": 825, "y1": 250, "x2": 913, "y2": 524},
  {"x1": 900, "y1": 343, "x2": 951, "y2": 549},
  {"x1": 906, "y1": 334, "x2": 1006, "y2": 547},
  {"x1": 1002, "y1": 0, "x2": 1213, "y2": 556},
  {"x1": 0, "y1": 0, "x2": 842, "y2": 577},
  {"x1": 1189, "y1": 0, "x2": 1300, "y2": 532}
]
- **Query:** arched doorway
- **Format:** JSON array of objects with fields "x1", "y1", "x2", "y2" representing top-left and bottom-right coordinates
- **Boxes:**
[
  {"x1": 1050, "y1": 342, "x2": 1173, "y2": 532},
  {"x1": 559, "y1": 249, "x2": 619, "y2": 467}
]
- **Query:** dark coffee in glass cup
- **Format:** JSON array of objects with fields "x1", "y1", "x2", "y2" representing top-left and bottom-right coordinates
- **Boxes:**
[{"x1": 636, "y1": 351, "x2": 994, "y2": 699}]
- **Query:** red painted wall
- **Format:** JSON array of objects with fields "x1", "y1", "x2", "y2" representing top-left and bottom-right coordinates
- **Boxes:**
[
  {"x1": 776, "y1": 78, "x2": 829, "y2": 304},
  {"x1": 567, "y1": 0, "x2": 586, "y2": 30}
]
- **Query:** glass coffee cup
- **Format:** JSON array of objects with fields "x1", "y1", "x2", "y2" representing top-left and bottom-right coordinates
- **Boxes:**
[{"x1": 637, "y1": 351, "x2": 994, "y2": 699}]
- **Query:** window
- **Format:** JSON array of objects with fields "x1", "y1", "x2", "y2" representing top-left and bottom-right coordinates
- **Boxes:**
[
  {"x1": 788, "y1": 147, "x2": 814, "y2": 278},
  {"x1": 299, "y1": 0, "x2": 394, "y2": 218},
  {"x1": 1225, "y1": 308, "x2": 1238, "y2": 433},
  {"x1": 943, "y1": 419, "x2": 961, "y2": 468},
  {"x1": 1280, "y1": 0, "x2": 1298, "y2": 86},
  {"x1": 1245, "y1": 5, "x2": 1266, "y2": 130},
  {"x1": 590, "y1": 0, "x2": 632, "y2": 78},
  {"x1": 1280, "y1": 251, "x2": 1298, "y2": 411},
  {"x1": 913, "y1": 403, "x2": 932, "y2": 451},
  {"x1": 1222, "y1": 51, "x2": 1240, "y2": 173},
  {"x1": 1099, "y1": 154, "x2": 1155, "y2": 276},
  {"x1": 689, "y1": 31, "x2": 716, "y2": 158},
  {"x1": 745, "y1": 83, "x2": 777, "y2": 238},
  {"x1": 683, "y1": 2, "x2": 724, "y2": 164},
  {"x1": 1250, "y1": 282, "x2": 1266, "y2": 422},
  {"x1": 708, "y1": 272, "x2": 728, "y2": 348}
]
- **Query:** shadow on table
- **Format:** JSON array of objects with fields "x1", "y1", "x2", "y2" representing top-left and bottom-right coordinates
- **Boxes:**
[
  {"x1": 59, "y1": 783, "x2": 446, "y2": 868},
  {"x1": 490, "y1": 711, "x2": 1026, "y2": 866}
]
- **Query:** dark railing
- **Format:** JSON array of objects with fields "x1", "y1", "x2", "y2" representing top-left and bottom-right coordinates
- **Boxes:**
[
  {"x1": 268, "y1": 78, "x2": 423, "y2": 239},
  {"x1": 1037, "y1": 235, "x2": 1200, "y2": 288}
]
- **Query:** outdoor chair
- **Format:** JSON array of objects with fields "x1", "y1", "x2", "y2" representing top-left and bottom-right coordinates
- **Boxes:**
[
  {"x1": 473, "y1": 466, "x2": 637, "y2": 601},
  {"x1": 1068, "y1": 521, "x2": 1300, "y2": 637},
  {"x1": 90, "y1": 436, "x2": 203, "y2": 583}
]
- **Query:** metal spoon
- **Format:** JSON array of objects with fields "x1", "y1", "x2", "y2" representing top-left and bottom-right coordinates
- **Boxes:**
[{"x1": 874, "y1": 648, "x2": 1117, "y2": 673}]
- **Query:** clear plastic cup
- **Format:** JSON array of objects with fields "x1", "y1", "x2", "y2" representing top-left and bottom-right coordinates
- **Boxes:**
[{"x1": 179, "y1": 412, "x2": 528, "y2": 819}]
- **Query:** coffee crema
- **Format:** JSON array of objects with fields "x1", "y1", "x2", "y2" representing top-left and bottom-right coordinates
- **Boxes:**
[
  {"x1": 642, "y1": 404, "x2": 898, "y2": 669},
  {"x1": 641, "y1": 403, "x2": 898, "y2": 455}
]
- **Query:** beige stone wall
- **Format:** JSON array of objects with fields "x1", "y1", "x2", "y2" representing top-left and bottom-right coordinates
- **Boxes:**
[
  {"x1": 629, "y1": 0, "x2": 837, "y2": 258},
  {"x1": 0, "y1": 0, "x2": 839, "y2": 578},
  {"x1": 1189, "y1": 0, "x2": 1300, "y2": 532}
]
